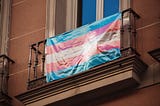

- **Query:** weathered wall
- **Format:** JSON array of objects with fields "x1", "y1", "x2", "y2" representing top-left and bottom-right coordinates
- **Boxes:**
[
  {"x1": 7, "y1": 0, "x2": 160, "y2": 106},
  {"x1": 134, "y1": 0, "x2": 160, "y2": 65},
  {"x1": 133, "y1": 0, "x2": 160, "y2": 90},
  {"x1": 8, "y1": 0, "x2": 46, "y2": 105},
  {"x1": 96, "y1": 0, "x2": 160, "y2": 105},
  {"x1": 89, "y1": 85, "x2": 160, "y2": 106}
]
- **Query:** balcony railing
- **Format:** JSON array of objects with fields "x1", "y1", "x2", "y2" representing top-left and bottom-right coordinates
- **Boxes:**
[
  {"x1": 16, "y1": 9, "x2": 148, "y2": 106},
  {"x1": 27, "y1": 8, "x2": 141, "y2": 90},
  {"x1": 0, "y1": 54, "x2": 14, "y2": 105}
]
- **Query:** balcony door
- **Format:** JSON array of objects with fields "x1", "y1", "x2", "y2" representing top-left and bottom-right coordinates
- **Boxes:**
[{"x1": 45, "y1": 0, "x2": 130, "y2": 38}]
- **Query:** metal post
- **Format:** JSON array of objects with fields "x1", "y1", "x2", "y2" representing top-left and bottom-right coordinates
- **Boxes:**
[
  {"x1": 28, "y1": 45, "x2": 32, "y2": 85},
  {"x1": 132, "y1": 15, "x2": 137, "y2": 50},
  {"x1": 33, "y1": 43, "x2": 39, "y2": 79},
  {"x1": 120, "y1": 12, "x2": 124, "y2": 49},
  {"x1": 41, "y1": 41, "x2": 46, "y2": 76},
  {"x1": 0, "y1": 56, "x2": 5, "y2": 93},
  {"x1": 128, "y1": 9, "x2": 132, "y2": 48}
]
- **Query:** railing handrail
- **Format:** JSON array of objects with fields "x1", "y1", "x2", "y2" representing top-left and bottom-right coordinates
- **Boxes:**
[
  {"x1": 122, "y1": 8, "x2": 140, "y2": 19},
  {"x1": 0, "y1": 54, "x2": 14, "y2": 95},
  {"x1": 0, "y1": 54, "x2": 15, "y2": 63}
]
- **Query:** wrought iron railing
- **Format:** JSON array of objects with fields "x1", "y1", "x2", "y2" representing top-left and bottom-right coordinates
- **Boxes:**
[
  {"x1": 27, "y1": 8, "x2": 140, "y2": 90},
  {"x1": 0, "y1": 54, "x2": 14, "y2": 104}
]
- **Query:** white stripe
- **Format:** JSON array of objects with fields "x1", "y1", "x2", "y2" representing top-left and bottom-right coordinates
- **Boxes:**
[{"x1": 46, "y1": 35, "x2": 102, "y2": 64}]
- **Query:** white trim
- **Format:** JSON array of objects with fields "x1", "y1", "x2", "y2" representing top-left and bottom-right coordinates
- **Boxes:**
[
  {"x1": 45, "y1": 0, "x2": 56, "y2": 38},
  {"x1": 46, "y1": 0, "x2": 78, "y2": 37},
  {"x1": 96, "y1": 0, "x2": 131, "y2": 20},
  {"x1": 0, "y1": 0, "x2": 11, "y2": 54},
  {"x1": 45, "y1": 0, "x2": 130, "y2": 38},
  {"x1": 120, "y1": 0, "x2": 131, "y2": 11},
  {"x1": 66, "y1": 0, "x2": 78, "y2": 31},
  {"x1": 96, "y1": 0, "x2": 104, "y2": 20}
]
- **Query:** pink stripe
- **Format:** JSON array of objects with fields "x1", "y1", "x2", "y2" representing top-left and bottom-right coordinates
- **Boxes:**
[
  {"x1": 46, "y1": 55, "x2": 84, "y2": 73},
  {"x1": 46, "y1": 20, "x2": 120, "y2": 54},
  {"x1": 46, "y1": 41, "x2": 120, "y2": 73},
  {"x1": 98, "y1": 41, "x2": 120, "y2": 52}
]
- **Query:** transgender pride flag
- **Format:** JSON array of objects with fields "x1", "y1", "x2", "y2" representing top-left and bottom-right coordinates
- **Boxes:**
[{"x1": 45, "y1": 13, "x2": 121, "y2": 82}]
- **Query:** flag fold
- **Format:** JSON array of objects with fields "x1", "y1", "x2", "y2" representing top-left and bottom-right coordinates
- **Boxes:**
[{"x1": 45, "y1": 13, "x2": 121, "y2": 82}]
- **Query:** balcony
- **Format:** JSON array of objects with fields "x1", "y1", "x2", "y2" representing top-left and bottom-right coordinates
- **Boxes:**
[
  {"x1": 16, "y1": 9, "x2": 148, "y2": 106},
  {"x1": 0, "y1": 55, "x2": 14, "y2": 106}
]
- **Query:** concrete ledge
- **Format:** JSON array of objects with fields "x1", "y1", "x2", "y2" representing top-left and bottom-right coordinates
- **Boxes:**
[{"x1": 15, "y1": 54, "x2": 148, "y2": 106}]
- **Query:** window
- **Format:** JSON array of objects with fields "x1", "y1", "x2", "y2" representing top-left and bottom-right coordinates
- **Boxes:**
[
  {"x1": 45, "y1": 0, "x2": 130, "y2": 37},
  {"x1": 103, "y1": 0, "x2": 119, "y2": 17},
  {"x1": 82, "y1": 0, "x2": 119, "y2": 25},
  {"x1": 46, "y1": 0, "x2": 78, "y2": 37},
  {"x1": 0, "y1": 0, "x2": 11, "y2": 54},
  {"x1": 82, "y1": 0, "x2": 96, "y2": 25}
]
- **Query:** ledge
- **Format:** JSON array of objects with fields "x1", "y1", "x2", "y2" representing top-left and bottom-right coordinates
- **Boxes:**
[
  {"x1": 16, "y1": 54, "x2": 147, "y2": 106},
  {"x1": 0, "y1": 93, "x2": 12, "y2": 106},
  {"x1": 148, "y1": 48, "x2": 160, "y2": 62}
]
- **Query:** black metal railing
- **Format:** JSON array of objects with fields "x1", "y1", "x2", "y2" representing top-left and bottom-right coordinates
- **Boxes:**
[
  {"x1": 27, "y1": 8, "x2": 140, "y2": 90},
  {"x1": 120, "y1": 8, "x2": 140, "y2": 50},
  {"x1": 0, "y1": 54, "x2": 14, "y2": 104}
]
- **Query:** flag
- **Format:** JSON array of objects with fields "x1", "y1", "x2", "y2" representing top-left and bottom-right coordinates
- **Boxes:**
[{"x1": 45, "y1": 13, "x2": 121, "y2": 82}]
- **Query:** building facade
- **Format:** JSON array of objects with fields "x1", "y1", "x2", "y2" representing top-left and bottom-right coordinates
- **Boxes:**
[{"x1": 0, "y1": 0, "x2": 159, "y2": 106}]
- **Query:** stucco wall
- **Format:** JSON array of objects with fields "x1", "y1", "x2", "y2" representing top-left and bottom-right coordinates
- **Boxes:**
[
  {"x1": 7, "y1": 0, "x2": 160, "y2": 106},
  {"x1": 97, "y1": 0, "x2": 160, "y2": 105},
  {"x1": 8, "y1": 0, "x2": 46, "y2": 105}
]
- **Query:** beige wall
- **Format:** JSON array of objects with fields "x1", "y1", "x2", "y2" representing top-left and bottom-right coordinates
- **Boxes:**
[
  {"x1": 7, "y1": 0, "x2": 160, "y2": 106},
  {"x1": 8, "y1": 0, "x2": 46, "y2": 105}
]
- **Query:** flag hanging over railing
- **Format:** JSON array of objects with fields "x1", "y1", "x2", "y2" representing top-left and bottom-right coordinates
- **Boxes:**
[{"x1": 45, "y1": 13, "x2": 121, "y2": 82}]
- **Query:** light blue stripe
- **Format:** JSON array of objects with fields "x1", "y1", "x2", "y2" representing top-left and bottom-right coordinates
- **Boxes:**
[
  {"x1": 46, "y1": 48, "x2": 121, "y2": 82},
  {"x1": 46, "y1": 13, "x2": 121, "y2": 46}
]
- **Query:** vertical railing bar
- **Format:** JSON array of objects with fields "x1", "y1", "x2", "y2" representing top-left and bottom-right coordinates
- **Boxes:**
[
  {"x1": 128, "y1": 9, "x2": 132, "y2": 48},
  {"x1": 33, "y1": 47, "x2": 35, "y2": 79},
  {"x1": 27, "y1": 45, "x2": 32, "y2": 89},
  {"x1": 133, "y1": 15, "x2": 137, "y2": 50},
  {"x1": 5, "y1": 58, "x2": 10, "y2": 94},
  {"x1": 120, "y1": 12, "x2": 124, "y2": 49},
  {"x1": 0, "y1": 56, "x2": 5, "y2": 93},
  {"x1": 33, "y1": 45, "x2": 37, "y2": 80},
  {"x1": 41, "y1": 41, "x2": 46, "y2": 77},
  {"x1": 128, "y1": 9, "x2": 133, "y2": 55},
  {"x1": 0, "y1": 55, "x2": 14, "y2": 92},
  {"x1": 34, "y1": 43, "x2": 39, "y2": 79}
]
